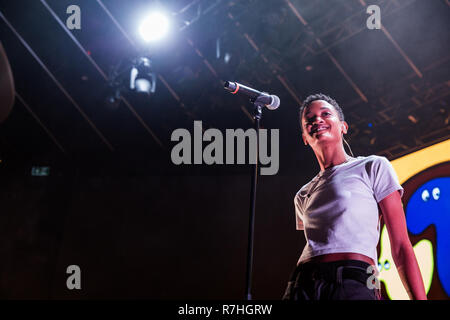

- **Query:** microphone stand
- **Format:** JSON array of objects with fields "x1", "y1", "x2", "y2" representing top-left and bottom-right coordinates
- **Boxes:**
[{"x1": 245, "y1": 96, "x2": 264, "y2": 301}]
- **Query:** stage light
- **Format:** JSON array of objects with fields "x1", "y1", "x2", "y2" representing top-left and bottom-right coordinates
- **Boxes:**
[
  {"x1": 408, "y1": 115, "x2": 418, "y2": 124},
  {"x1": 139, "y1": 12, "x2": 170, "y2": 42},
  {"x1": 104, "y1": 56, "x2": 157, "y2": 105},
  {"x1": 130, "y1": 57, "x2": 156, "y2": 95}
]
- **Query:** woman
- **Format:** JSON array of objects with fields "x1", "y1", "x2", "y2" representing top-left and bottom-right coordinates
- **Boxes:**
[{"x1": 283, "y1": 93, "x2": 427, "y2": 300}]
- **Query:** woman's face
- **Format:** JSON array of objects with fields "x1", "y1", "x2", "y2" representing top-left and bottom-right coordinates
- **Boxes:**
[{"x1": 301, "y1": 100, "x2": 348, "y2": 149}]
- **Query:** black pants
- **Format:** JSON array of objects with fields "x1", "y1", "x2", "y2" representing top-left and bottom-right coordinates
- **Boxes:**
[{"x1": 282, "y1": 260, "x2": 381, "y2": 300}]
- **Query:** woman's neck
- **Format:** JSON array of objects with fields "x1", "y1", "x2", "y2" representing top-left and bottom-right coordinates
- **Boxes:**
[{"x1": 313, "y1": 144, "x2": 351, "y2": 172}]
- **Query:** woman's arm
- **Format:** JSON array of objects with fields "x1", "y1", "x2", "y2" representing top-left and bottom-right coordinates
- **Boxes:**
[{"x1": 378, "y1": 190, "x2": 427, "y2": 300}]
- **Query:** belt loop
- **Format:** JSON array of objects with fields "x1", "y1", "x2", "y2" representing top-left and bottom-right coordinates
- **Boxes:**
[{"x1": 336, "y1": 266, "x2": 344, "y2": 285}]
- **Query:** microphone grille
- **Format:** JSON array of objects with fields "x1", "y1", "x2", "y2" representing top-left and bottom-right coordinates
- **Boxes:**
[{"x1": 266, "y1": 95, "x2": 280, "y2": 110}]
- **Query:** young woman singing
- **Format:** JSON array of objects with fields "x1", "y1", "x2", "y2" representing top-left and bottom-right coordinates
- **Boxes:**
[{"x1": 283, "y1": 94, "x2": 427, "y2": 300}]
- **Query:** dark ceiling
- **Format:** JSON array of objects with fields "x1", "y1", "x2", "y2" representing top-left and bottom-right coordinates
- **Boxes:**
[{"x1": 0, "y1": 0, "x2": 449, "y2": 176}]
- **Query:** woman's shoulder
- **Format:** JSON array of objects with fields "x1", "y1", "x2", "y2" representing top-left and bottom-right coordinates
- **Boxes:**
[
  {"x1": 352, "y1": 154, "x2": 391, "y2": 168},
  {"x1": 350, "y1": 155, "x2": 396, "y2": 181}
]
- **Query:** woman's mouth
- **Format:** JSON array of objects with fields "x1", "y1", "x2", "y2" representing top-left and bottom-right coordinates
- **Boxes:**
[{"x1": 311, "y1": 125, "x2": 330, "y2": 136}]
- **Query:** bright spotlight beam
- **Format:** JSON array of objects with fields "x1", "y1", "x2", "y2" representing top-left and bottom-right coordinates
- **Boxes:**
[{"x1": 139, "y1": 12, "x2": 170, "y2": 42}]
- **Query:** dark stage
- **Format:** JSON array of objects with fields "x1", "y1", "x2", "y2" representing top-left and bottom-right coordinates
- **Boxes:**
[{"x1": 0, "y1": 0, "x2": 449, "y2": 301}]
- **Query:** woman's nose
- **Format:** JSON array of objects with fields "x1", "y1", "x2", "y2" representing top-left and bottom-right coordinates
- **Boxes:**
[{"x1": 313, "y1": 117, "x2": 325, "y2": 124}]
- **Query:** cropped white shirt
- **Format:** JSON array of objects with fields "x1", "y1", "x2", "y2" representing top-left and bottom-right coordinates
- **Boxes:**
[{"x1": 294, "y1": 155, "x2": 404, "y2": 265}]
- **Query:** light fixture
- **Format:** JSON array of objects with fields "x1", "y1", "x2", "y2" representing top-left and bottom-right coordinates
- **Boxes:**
[
  {"x1": 130, "y1": 57, "x2": 156, "y2": 95},
  {"x1": 104, "y1": 56, "x2": 157, "y2": 108},
  {"x1": 139, "y1": 12, "x2": 170, "y2": 42}
]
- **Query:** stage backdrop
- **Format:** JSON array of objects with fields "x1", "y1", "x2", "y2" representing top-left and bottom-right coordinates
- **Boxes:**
[{"x1": 378, "y1": 139, "x2": 450, "y2": 300}]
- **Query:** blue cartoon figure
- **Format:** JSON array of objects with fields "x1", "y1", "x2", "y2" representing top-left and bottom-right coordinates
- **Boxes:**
[{"x1": 406, "y1": 177, "x2": 450, "y2": 296}]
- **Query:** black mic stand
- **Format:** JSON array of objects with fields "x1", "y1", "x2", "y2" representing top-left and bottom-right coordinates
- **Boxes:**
[{"x1": 245, "y1": 96, "x2": 265, "y2": 300}]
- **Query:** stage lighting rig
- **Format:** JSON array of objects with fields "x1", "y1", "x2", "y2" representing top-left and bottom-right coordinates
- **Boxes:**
[{"x1": 104, "y1": 55, "x2": 157, "y2": 108}]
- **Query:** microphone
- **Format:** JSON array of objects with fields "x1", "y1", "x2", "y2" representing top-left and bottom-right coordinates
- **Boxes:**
[{"x1": 224, "y1": 81, "x2": 280, "y2": 110}]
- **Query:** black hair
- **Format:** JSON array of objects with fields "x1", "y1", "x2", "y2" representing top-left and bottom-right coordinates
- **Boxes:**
[{"x1": 299, "y1": 93, "x2": 344, "y2": 132}]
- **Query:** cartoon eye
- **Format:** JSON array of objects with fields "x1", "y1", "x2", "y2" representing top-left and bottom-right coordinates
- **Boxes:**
[
  {"x1": 432, "y1": 187, "x2": 440, "y2": 200},
  {"x1": 377, "y1": 262, "x2": 382, "y2": 271},
  {"x1": 421, "y1": 189, "x2": 430, "y2": 202},
  {"x1": 384, "y1": 260, "x2": 390, "y2": 270}
]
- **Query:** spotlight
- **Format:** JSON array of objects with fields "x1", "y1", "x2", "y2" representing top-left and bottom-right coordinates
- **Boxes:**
[
  {"x1": 105, "y1": 56, "x2": 158, "y2": 106},
  {"x1": 139, "y1": 12, "x2": 170, "y2": 42},
  {"x1": 130, "y1": 57, "x2": 156, "y2": 95}
]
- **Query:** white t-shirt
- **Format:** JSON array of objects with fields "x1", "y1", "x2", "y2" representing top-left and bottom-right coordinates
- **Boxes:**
[{"x1": 294, "y1": 155, "x2": 404, "y2": 265}]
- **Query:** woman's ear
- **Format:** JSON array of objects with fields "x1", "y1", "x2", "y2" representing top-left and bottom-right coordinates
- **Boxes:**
[
  {"x1": 342, "y1": 121, "x2": 349, "y2": 135},
  {"x1": 302, "y1": 132, "x2": 308, "y2": 145}
]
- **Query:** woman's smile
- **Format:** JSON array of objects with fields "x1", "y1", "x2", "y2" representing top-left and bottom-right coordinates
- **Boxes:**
[{"x1": 310, "y1": 124, "x2": 330, "y2": 136}]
